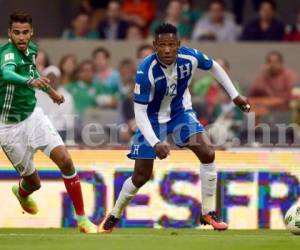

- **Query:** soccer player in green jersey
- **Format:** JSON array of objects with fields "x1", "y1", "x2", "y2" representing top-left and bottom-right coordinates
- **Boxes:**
[{"x1": 0, "y1": 11, "x2": 97, "y2": 233}]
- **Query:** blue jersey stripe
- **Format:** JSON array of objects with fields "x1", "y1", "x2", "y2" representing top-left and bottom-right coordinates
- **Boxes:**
[{"x1": 134, "y1": 47, "x2": 213, "y2": 124}]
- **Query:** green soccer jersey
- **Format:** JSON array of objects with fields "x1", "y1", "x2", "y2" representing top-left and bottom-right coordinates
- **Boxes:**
[
  {"x1": 0, "y1": 40, "x2": 39, "y2": 123},
  {"x1": 66, "y1": 80, "x2": 105, "y2": 114}
]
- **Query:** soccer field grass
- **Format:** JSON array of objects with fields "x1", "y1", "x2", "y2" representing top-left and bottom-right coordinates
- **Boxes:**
[{"x1": 1, "y1": 229, "x2": 300, "y2": 250}]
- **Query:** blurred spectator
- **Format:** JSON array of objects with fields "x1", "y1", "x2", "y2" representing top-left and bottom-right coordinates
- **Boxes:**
[
  {"x1": 191, "y1": 0, "x2": 239, "y2": 42},
  {"x1": 66, "y1": 60, "x2": 111, "y2": 142},
  {"x1": 180, "y1": 0, "x2": 202, "y2": 27},
  {"x1": 92, "y1": 47, "x2": 120, "y2": 108},
  {"x1": 80, "y1": 0, "x2": 109, "y2": 14},
  {"x1": 97, "y1": 1, "x2": 129, "y2": 40},
  {"x1": 36, "y1": 50, "x2": 50, "y2": 74},
  {"x1": 150, "y1": 0, "x2": 192, "y2": 39},
  {"x1": 240, "y1": 0, "x2": 285, "y2": 41},
  {"x1": 79, "y1": 0, "x2": 110, "y2": 29},
  {"x1": 66, "y1": 60, "x2": 106, "y2": 114},
  {"x1": 136, "y1": 44, "x2": 154, "y2": 64},
  {"x1": 59, "y1": 54, "x2": 78, "y2": 86},
  {"x1": 62, "y1": 12, "x2": 99, "y2": 40},
  {"x1": 126, "y1": 24, "x2": 144, "y2": 41},
  {"x1": 121, "y1": 0, "x2": 156, "y2": 31},
  {"x1": 36, "y1": 66, "x2": 75, "y2": 141},
  {"x1": 209, "y1": 86, "x2": 243, "y2": 148},
  {"x1": 192, "y1": 58, "x2": 241, "y2": 123},
  {"x1": 117, "y1": 59, "x2": 137, "y2": 142},
  {"x1": 249, "y1": 51, "x2": 298, "y2": 110},
  {"x1": 232, "y1": 0, "x2": 261, "y2": 25},
  {"x1": 284, "y1": 8, "x2": 300, "y2": 42},
  {"x1": 79, "y1": 0, "x2": 95, "y2": 14}
]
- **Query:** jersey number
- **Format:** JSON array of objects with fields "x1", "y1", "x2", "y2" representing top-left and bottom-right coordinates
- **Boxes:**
[
  {"x1": 29, "y1": 65, "x2": 34, "y2": 78},
  {"x1": 165, "y1": 83, "x2": 177, "y2": 97}
]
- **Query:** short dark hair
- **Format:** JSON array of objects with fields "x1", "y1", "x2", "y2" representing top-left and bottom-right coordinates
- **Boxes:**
[
  {"x1": 208, "y1": 0, "x2": 226, "y2": 9},
  {"x1": 74, "y1": 11, "x2": 90, "y2": 20},
  {"x1": 77, "y1": 59, "x2": 94, "y2": 76},
  {"x1": 9, "y1": 11, "x2": 32, "y2": 28},
  {"x1": 266, "y1": 51, "x2": 283, "y2": 62},
  {"x1": 136, "y1": 44, "x2": 153, "y2": 58},
  {"x1": 92, "y1": 47, "x2": 110, "y2": 59},
  {"x1": 155, "y1": 23, "x2": 177, "y2": 37},
  {"x1": 259, "y1": 0, "x2": 277, "y2": 11},
  {"x1": 119, "y1": 58, "x2": 135, "y2": 69}
]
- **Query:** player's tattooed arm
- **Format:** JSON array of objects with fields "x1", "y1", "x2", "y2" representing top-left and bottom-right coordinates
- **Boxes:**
[
  {"x1": 27, "y1": 76, "x2": 64, "y2": 105},
  {"x1": 46, "y1": 87, "x2": 65, "y2": 105},
  {"x1": 27, "y1": 76, "x2": 50, "y2": 89}
]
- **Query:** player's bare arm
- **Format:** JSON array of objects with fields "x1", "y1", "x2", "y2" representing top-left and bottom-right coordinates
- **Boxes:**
[
  {"x1": 33, "y1": 79, "x2": 65, "y2": 105},
  {"x1": 47, "y1": 87, "x2": 65, "y2": 105},
  {"x1": 27, "y1": 76, "x2": 50, "y2": 89}
]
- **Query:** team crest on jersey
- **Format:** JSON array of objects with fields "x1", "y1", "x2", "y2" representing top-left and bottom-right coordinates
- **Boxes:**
[
  {"x1": 179, "y1": 63, "x2": 191, "y2": 79},
  {"x1": 4, "y1": 53, "x2": 14, "y2": 61},
  {"x1": 133, "y1": 144, "x2": 140, "y2": 155},
  {"x1": 134, "y1": 83, "x2": 140, "y2": 94}
]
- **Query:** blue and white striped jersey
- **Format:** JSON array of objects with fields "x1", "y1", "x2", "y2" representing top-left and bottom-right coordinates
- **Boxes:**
[{"x1": 134, "y1": 46, "x2": 213, "y2": 124}]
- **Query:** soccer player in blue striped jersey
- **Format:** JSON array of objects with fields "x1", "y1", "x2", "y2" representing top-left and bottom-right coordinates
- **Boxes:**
[{"x1": 100, "y1": 23, "x2": 251, "y2": 232}]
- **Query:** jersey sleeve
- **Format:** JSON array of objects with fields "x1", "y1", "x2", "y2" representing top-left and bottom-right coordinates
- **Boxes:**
[
  {"x1": 2, "y1": 64, "x2": 29, "y2": 85},
  {"x1": 0, "y1": 50, "x2": 17, "y2": 69},
  {"x1": 181, "y1": 47, "x2": 213, "y2": 70},
  {"x1": 133, "y1": 65, "x2": 152, "y2": 104}
]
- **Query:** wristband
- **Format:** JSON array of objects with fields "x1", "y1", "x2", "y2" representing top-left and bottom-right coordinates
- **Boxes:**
[{"x1": 27, "y1": 78, "x2": 34, "y2": 87}]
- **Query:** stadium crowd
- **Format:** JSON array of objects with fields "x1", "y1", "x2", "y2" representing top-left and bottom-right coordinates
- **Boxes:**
[
  {"x1": 34, "y1": 0, "x2": 300, "y2": 147},
  {"x1": 62, "y1": 0, "x2": 300, "y2": 42}
]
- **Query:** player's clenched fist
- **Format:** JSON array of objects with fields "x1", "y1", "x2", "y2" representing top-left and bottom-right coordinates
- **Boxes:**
[
  {"x1": 233, "y1": 95, "x2": 251, "y2": 113},
  {"x1": 49, "y1": 90, "x2": 65, "y2": 105},
  {"x1": 154, "y1": 142, "x2": 170, "y2": 159}
]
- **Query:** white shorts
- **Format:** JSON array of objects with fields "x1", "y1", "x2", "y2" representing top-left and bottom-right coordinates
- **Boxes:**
[{"x1": 0, "y1": 107, "x2": 64, "y2": 176}]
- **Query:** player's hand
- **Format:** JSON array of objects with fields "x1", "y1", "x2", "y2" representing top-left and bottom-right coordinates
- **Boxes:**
[
  {"x1": 233, "y1": 95, "x2": 251, "y2": 113},
  {"x1": 28, "y1": 77, "x2": 50, "y2": 90},
  {"x1": 49, "y1": 90, "x2": 65, "y2": 105},
  {"x1": 154, "y1": 142, "x2": 170, "y2": 160}
]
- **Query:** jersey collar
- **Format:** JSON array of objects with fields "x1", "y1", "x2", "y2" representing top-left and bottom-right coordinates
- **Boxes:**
[{"x1": 155, "y1": 53, "x2": 177, "y2": 70}]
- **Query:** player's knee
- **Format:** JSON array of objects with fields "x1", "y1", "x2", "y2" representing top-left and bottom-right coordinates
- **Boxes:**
[
  {"x1": 132, "y1": 173, "x2": 151, "y2": 188},
  {"x1": 60, "y1": 155, "x2": 74, "y2": 173},
  {"x1": 200, "y1": 148, "x2": 215, "y2": 164}
]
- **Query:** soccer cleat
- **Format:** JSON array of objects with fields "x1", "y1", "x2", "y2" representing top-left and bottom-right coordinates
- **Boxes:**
[
  {"x1": 98, "y1": 214, "x2": 120, "y2": 234},
  {"x1": 77, "y1": 216, "x2": 98, "y2": 234},
  {"x1": 12, "y1": 185, "x2": 38, "y2": 215},
  {"x1": 200, "y1": 211, "x2": 228, "y2": 231}
]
